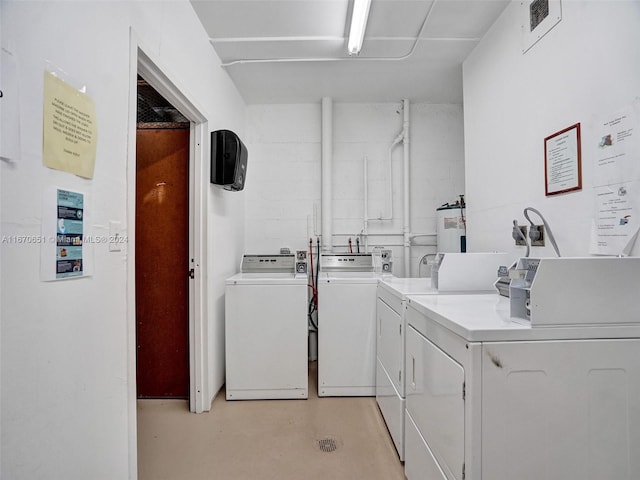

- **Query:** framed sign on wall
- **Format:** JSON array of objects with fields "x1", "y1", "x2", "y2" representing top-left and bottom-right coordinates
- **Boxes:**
[{"x1": 544, "y1": 123, "x2": 582, "y2": 196}]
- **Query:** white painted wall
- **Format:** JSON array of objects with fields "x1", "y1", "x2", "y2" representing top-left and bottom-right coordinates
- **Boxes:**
[
  {"x1": 464, "y1": 0, "x2": 640, "y2": 258},
  {"x1": 245, "y1": 102, "x2": 465, "y2": 277},
  {"x1": 0, "y1": 1, "x2": 246, "y2": 479}
]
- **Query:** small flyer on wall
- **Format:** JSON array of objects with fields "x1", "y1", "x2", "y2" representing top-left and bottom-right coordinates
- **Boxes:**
[
  {"x1": 56, "y1": 189, "x2": 84, "y2": 279},
  {"x1": 41, "y1": 187, "x2": 90, "y2": 281}
]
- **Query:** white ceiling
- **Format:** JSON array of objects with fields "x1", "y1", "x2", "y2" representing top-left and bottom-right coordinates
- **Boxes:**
[{"x1": 190, "y1": 0, "x2": 510, "y2": 104}]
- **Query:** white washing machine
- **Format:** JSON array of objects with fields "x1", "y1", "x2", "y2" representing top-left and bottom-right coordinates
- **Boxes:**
[
  {"x1": 317, "y1": 253, "x2": 385, "y2": 397},
  {"x1": 225, "y1": 253, "x2": 308, "y2": 400}
]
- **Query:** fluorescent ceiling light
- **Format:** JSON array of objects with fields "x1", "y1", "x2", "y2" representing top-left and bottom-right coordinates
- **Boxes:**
[{"x1": 347, "y1": 0, "x2": 371, "y2": 55}]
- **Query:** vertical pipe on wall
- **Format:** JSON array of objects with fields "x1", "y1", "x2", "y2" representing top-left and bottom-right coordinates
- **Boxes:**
[
  {"x1": 402, "y1": 99, "x2": 411, "y2": 276},
  {"x1": 363, "y1": 156, "x2": 369, "y2": 252},
  {"x1": 321, "y1": 97, "x2": 333, "y2": 252}
]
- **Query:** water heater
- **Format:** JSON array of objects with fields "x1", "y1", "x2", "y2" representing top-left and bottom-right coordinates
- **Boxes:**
[{"x1": 436, "y1": 202, "x2": 466, "y2": 253}]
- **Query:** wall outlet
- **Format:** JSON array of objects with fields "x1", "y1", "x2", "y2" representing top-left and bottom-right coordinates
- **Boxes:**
[
  {"x1": 529, "y1": 224, "x2": 545, "y2": 246},
  {"x1": 513, "y1": 224, "x2": 528, "y2": 246}
]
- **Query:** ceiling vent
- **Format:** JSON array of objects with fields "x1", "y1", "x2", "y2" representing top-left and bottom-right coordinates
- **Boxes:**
[{"x1": 521, "y1": 0, "x2": 562, "y2": 53}]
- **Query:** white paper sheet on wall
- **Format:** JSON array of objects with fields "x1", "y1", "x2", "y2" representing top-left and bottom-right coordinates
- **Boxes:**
[
  {"x1": 589, "y1": 181, "x2": 640, "y2": 256},
  {"x1": 42, "y1": 71, "x2": 97, "y2": 178},
  {"x1": 589, "y1": 102, "x2": 640, "y2": 255},
  {"x1": 1, "y1": 48, "x2": 21, "y2": 162},
  {"x1": 592, "y1": 104, "x2": 640, "y2": 187}
]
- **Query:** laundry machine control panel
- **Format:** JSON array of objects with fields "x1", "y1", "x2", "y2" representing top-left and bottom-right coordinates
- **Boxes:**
[
  {"x1": 240, "y1": 254, "x2": 295, "y2": 273},
  {"x1": 320, "y1": 253, "x2": 374, "y2": 272}
]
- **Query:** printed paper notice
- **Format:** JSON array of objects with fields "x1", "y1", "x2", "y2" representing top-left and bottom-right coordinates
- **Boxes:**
[
  {"x1": 1, "y1": 48, "x2": 21, "y2": 162},
  {"x1": 41, "y1": 187, "x2": 92, "y2": 281},
  {"x1": 42, "y1": 71, "x2": 97, "y2": 178},
  {"x1": 593, "y1": 105, "x2": 640, "y2": 187},
  {"x1": 56, "y1": 189, "x2": 84, "y2": 279},
  {"x1": 545, "y1": 124, "x2": 582, "y2": 195},
  {"x1": 589, "y1": 182, "x2": 640, "y2": 256}
]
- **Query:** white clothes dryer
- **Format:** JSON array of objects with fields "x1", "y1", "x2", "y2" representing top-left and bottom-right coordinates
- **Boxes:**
[
  {"x1": 376, "y1": 277, "x2": 431, "y2": 460},
  {"x1": 376, "y1": 252, "x2": 509, "y2": 460}
]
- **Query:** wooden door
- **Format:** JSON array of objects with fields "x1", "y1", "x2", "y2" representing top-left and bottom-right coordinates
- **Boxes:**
[{"x1": 136, "y1": 128, "x2": 190, "y2": 398}]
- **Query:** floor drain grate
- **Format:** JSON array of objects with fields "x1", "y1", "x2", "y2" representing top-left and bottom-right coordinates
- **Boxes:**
[{"x1": 317, "y1": 437, "x2": 338, "y2": 453}]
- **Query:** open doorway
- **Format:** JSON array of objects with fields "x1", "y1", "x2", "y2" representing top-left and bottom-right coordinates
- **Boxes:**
[
  {"x1": 127, "y1": 46, "x2": 210, "y2": 421},
  {"x1": 135, "y1": 77, "x2": 190, "y2": 399}
]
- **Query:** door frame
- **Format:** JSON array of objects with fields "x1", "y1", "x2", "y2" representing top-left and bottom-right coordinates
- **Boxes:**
[{"x1": 127, "y1": 31, "x2": 210, "y2": 436}]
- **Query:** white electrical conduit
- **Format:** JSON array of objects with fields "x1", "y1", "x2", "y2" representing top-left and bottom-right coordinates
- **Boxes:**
[
  {"x1": 523, "y1": 207, "x2": 561, "y2": 257},
  {"x1": 512, "y1": 219, "x2": 531, "y2": 258},
  {"x1": 321, "y1": 97, "x2": 333, "y2": 252},
  {"x1": 410, "y1": 233, "x2": 437, "y2": 245},
  {"x1": 218, "y1": 0, "x2": 438, "y2": 68},
  {"x1": 402, "y1": 99, "x2": 411, "y2": 277},
  {"x1": 337, "y1": 232, "x2": 436, "y2": 240},
  {"x1": 330, "y1": 235, "x2": 436, "y2": 253},
  {"x1": 361, "y1": 103, "x2": 403, "y2": 254},
  {"x1": 383, "y1": 132, "x2": 403, "y2": 220},
  {"x1": 363, "y1": 156, "x2": 369, "y2": 252},
  {"x1": 360, "y1": 99, "x2": 411, "y2": 275},
  {"x1": 363, "y1": 134, "x2": 402, "y2": 222}
]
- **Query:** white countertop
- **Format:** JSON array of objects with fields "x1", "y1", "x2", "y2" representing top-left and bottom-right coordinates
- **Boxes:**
[{"x1": 406, "y1": 294, "x2": 640, "y2": 342}]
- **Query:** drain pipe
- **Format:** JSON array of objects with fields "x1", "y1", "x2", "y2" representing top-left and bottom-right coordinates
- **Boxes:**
[
  {"x1": 321, "y1": 97, "x2": 333, "y2": 253},
  {"x1": 402, "y1": 99, "x2": 411, "y2": 277}
]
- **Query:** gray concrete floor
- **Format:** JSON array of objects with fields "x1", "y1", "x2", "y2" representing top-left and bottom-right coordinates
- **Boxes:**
[{"x1": 137, "y1": 362, "x2": 405, "y2": 480}]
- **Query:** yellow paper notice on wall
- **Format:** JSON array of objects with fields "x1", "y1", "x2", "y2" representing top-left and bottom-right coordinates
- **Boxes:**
[{"x1": 42, "y1": 71, "x2": 97, "y2": 178}]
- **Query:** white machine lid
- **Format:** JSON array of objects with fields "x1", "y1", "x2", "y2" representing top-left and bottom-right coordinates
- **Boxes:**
[
  {"x1": 406, "y1": 294, "x2": 640, "y2": 342},
  {"x1": 226, "y1": 272, "x2": 307, "y2": 285},
  {"x1": 378, "y1": 277, "x2": 434, "y2": 298},
  {"x1": 318, "y1": 271, "x2": 381, "y2": 283}
]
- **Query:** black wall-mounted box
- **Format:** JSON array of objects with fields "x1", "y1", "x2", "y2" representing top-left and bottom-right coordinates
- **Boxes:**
[{"x1": 210, "y1": 129, "x2": 248, "y2": 191}]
